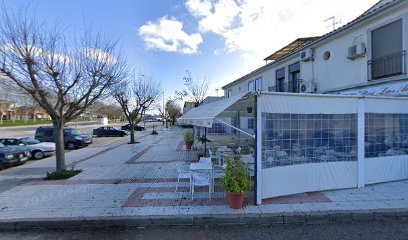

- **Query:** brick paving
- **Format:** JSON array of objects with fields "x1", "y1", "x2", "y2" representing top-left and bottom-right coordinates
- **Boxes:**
[{"x1": 0, "y1": 126, "x2": 407, "y2": 225}]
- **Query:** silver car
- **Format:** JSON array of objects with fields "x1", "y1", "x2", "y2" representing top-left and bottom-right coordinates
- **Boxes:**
[{"x1": 0, "y1": 137, "x2": 55, "y2": 160}]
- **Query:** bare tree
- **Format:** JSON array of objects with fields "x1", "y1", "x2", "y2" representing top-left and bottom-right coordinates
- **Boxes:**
[
  {"x1": 0, "y1": 7, "x2": 127, "y2": 172},
  {"x1": 114, "y1": 73, "x2": 161, "y2": 144},
  {"x1": 175, "y1": 69, "x2": 209, "y2": 107}
]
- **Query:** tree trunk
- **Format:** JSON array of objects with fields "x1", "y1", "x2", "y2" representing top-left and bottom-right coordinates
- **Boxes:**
[
  {"x1": 54, "y1": 120, "x2": 66, "y2": 172},
  {"x1": 129, "y1": 122, "x2": 135, "y2": 144}
]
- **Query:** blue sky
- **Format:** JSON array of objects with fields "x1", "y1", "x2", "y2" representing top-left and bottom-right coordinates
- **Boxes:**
[{"x1": 4, "y1": 0, "x2": 379, "y2": 104}]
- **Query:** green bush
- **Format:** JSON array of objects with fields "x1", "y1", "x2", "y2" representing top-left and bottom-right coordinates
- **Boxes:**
[
  {"x1": 44, "y1": 169, "x2": 83, "y2": 180},
  {"x1": 220, "y1": 157, "x2": 250, "y2": 193},
  {"x1": 183, "y1": 129, "x2": 194, "y2": 143}
]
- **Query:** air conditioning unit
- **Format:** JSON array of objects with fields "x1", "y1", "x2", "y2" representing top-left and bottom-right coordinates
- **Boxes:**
[
  {"x1": 347, "y1": 43, "x2": 366, "y2": 60},
  {"x1": 300, "y1": 82, "x2": 316, "y2": 93},
  {"x1": 300, "y1": 49, "x2": 314, "y2": 62}
]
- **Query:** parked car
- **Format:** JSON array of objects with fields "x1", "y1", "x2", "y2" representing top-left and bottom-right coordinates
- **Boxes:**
[
  {"x1": 0, "y1": 137, "x2": 55, "y2": 160},
  {"x1": 35, "y1": 126, "x2": 93, "y2": 150},
  {"x1": 0, "y1": 142, "x2": 30, "y2": 169},
  {"x1": 120, "y1": 124, "x2": 145, "y2": 131},
  {"x1": 93, "y1": 127, "x2": 127, "y2": 137}
]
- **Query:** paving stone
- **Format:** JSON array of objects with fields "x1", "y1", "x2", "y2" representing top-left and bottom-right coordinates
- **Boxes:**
[
  {"x1": 260, "y1": 213, "x2": 284, "y2": 225},
  {"x1": 373, "y1": 209, "x2": 398, "y2": 220},
  {"x1": 351, "y1": 210, "x2": 374, "y2": 221},
  {"x1": 193, "y1": 214, "x2": 239, "y2": 225},
  {"x1": 328, "y1": 210, "x2": 353, "y2": 222},
  {"x1": 238, "y1": 213, "x2": 262, "y2": 225},
  {"x1": 283, "y1": 212, "x2": 306, "y2": 224},
  {"x1": 305, "y1": 211, "x2": 330, "y2": 224}
]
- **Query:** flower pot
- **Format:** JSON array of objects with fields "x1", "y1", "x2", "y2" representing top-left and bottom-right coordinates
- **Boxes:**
[
  {"x1": 227, "y1": 192, "x2": 245, "y2": 209},
  {"x1": 185, "y1": 142, "x2": 193, "y2": 150}
]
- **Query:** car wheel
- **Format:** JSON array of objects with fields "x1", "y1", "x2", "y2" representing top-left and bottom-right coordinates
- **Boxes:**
[
  {"x1": 66, "y1": 142, "x2": 76, "y2": 150},
  {"x1": 33, "y1": 150, "x2": 45, "y2": 160},
  {"x1": 0, "y1": 163, "x2": 5, "y2": 170}
]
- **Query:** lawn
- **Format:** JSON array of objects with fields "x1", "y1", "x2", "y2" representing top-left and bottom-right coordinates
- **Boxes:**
[{"x1": 0, "y1": 119, "x2": 92, "y2": 127}]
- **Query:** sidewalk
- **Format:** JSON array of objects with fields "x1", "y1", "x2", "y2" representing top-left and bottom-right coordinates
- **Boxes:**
[{"x1": 0, "y1": 126, "x2": 408, "y2": 229}]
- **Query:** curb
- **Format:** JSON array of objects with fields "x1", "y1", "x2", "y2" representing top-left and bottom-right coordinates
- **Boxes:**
[{"x1": 0, "y1": 209, "x2": 405, "y2": 230}]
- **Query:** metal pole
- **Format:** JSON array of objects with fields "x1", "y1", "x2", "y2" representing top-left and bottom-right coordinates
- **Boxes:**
[
  {"x1": 204, "y1": 127, "x2": 207, "y2": 157},
  {"x1": 162, "y1": 92, "x2": 165, "y2": 126}
]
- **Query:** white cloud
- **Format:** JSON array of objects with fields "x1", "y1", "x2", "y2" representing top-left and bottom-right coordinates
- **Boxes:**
[
  {"x1": 138, "y1": 17, "x2": 203, "y2": 55},
  {"x1": 185, "y1": 0, "x2": 379, "y2": 67},
  {"x1": 84, "y1": 48, "x2": 117, "y2": 64}
]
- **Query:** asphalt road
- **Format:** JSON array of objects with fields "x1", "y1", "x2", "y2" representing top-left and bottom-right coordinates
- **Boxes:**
[{"x1": 1, "y1": 220, "x2": 408, "y2": 240}]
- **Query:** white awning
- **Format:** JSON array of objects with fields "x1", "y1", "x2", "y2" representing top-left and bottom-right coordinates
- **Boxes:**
[{"x1": 177, "y1": 92, "x2": 249, "y2": 128}]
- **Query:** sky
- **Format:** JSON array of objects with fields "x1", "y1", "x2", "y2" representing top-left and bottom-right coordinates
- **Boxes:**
[{"x1": 4, "y1": 0, "x2": 380, "y2": 104}]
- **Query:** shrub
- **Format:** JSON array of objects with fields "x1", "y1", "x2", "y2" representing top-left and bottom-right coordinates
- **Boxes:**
[
  {"x1": 183, "y1": 129, "x2": 194, "y2": 143},
  {"x1": 220, "y1": 157, "x2": 250, "y2": 193},
  {"x1": 44, "y1": 169, "x2": 83, "y2": 180}
]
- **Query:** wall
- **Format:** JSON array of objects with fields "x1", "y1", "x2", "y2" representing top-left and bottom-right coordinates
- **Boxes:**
[{"x1": 224, "y1": 2, "x2": 408, "y2": 97}]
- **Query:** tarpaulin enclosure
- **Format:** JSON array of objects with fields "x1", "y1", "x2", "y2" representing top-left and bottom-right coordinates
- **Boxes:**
[{"x1": 178, "y1": 91, "x2": 408, "y2": 204}]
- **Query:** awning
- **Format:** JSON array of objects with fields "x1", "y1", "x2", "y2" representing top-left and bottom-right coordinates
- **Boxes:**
[{"x1": 177, "y1": 92, "x2": 249, "y2": 128}]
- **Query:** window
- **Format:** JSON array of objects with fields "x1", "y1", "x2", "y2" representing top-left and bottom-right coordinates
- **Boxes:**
[
  {"x1": 370, "y1": 19, "x2": 404, "y2": 80},
  {"x1": 276, "y1": 68, "x2": 285, "y2": 92},
  {"x1": 227, "y1": 89, "x2": 232, "y2": 98},
  {"x1": 255, "y1": 78, "x2": 261, "y2": 90},
  {"x1": 289, "y1": 62, "x2": 300, "y2": 93},
  {"x1": 248, "y1": 118, "x2": 254, "y2": 129},
  {"x1": 248, "y1": 81, "x2": 254, "y2": 91},
  {"x1": 44, "y1": 130, "x2": 53, "y2": 137}
]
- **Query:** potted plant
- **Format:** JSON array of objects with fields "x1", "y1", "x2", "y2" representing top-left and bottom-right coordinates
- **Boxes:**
[
  {"x1": 220, "y1": 157, "x2": 250, "y2": 209},
  {"x1": 183, "y1": 129, "x2": 194, "y2": 150}
]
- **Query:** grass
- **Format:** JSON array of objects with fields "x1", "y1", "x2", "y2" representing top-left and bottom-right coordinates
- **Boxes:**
[
  {"x1": 0, "y1": 119, "x2": 93, "y2": 127},
  {"x1": 44, "y1": 169, "x2": 83, "y2": 180}
]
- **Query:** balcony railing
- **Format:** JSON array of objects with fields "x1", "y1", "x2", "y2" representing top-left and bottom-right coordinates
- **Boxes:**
[
  {"x1": 269, "y1": 80, "x2": 301, "y2": 93},
  {"x1": 368, "y1": 50, "x2": 406, "y2": 80}
]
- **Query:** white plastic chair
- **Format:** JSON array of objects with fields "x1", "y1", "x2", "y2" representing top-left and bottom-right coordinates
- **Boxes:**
[
  {"x1": 199, "y1": 157, "x2": 212, "y2": 164},
  {"x1": 175, "y1": 163, "x2": 191, "y2": 192},
  {"x1": 191, "y1": 169, "x2": 212, "y2": 200}
]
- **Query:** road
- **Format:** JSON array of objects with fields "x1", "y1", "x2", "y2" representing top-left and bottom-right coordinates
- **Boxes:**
[{"x1": 1, "y1": 220, "x2": 408, "y2": 240}]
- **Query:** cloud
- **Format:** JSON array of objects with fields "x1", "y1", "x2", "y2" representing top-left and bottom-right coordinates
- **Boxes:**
[
  {"x1": 185, "y1": 0, "x2": 379, "y2": 66},
  {"x1": 138, "y1": 17, "x2": 203, "y2": 55},
  {"x1": 83, "y1": 48, "x2": 117, "y2": 64}
]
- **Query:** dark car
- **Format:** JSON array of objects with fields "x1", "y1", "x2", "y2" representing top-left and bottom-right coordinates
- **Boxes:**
[
  {"x1": 35, "y1": 126, "x2": 93, "y2": 150},
  {"x1": 0, "y1": 142, "x2": 31, "y2": 169},
  {"x1": 93, "y1": 127, "x2": 127, "y2": 137},
  {"x1": 121, "y1": 124, "x2": 145, "y2": 131}
]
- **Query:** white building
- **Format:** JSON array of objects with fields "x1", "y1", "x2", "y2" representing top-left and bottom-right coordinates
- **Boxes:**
[
  {"x1": 179, "y1": 0, "x2": 408, "y2": 204},
  {"x1": 223, "y1": 0, "x2": 408, "y2": 97}
]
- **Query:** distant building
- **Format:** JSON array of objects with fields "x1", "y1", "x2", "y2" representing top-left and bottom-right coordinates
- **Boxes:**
[
  {"x1": 183, "y1": 101, "x2": 196, "y2": 114},
  {"x1": 201, "y1": 96, "x2": 224, "y2": 105},
  {"x1": 0, "y1": 99, "x2": 16, "y2": 121},
  {"x1": 15, "y1": 106, "x2": 50, "y2": 121}
]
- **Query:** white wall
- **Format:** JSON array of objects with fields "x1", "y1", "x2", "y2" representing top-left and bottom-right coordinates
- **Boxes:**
[{"x1": 224, "y1": 2, "x2": 408, "y2": 96}]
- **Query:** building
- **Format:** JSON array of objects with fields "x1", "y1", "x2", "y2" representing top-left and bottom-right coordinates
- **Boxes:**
[
  {"x1": 183, "y1": 101, "x2": 196, "y2": 114},
  {"x1": 179, "y1": 0, "x2": 408, "y2": 203},
  {"x1": 15, "y1": 106, "x2": 50, "y2": 121},
  {"x1": 223, "y1": 0, "x2": 408, "y2": 97},
  {"x1": 0, "y1": 99, "x2": 16, "y2": 122}
]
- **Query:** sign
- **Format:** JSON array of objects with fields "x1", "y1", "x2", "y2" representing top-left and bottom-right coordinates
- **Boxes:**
[{"x1": 339, "y1": 81, "x2": 408, "y2": 96}]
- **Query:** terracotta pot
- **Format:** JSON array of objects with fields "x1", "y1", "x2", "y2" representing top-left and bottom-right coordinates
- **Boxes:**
[
  {"x1": 227, "y1": 192, "x2": 245, "y2": 209},
  {"x1": 185, "y1": 142, "x2": 193, "y2": 150}
]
